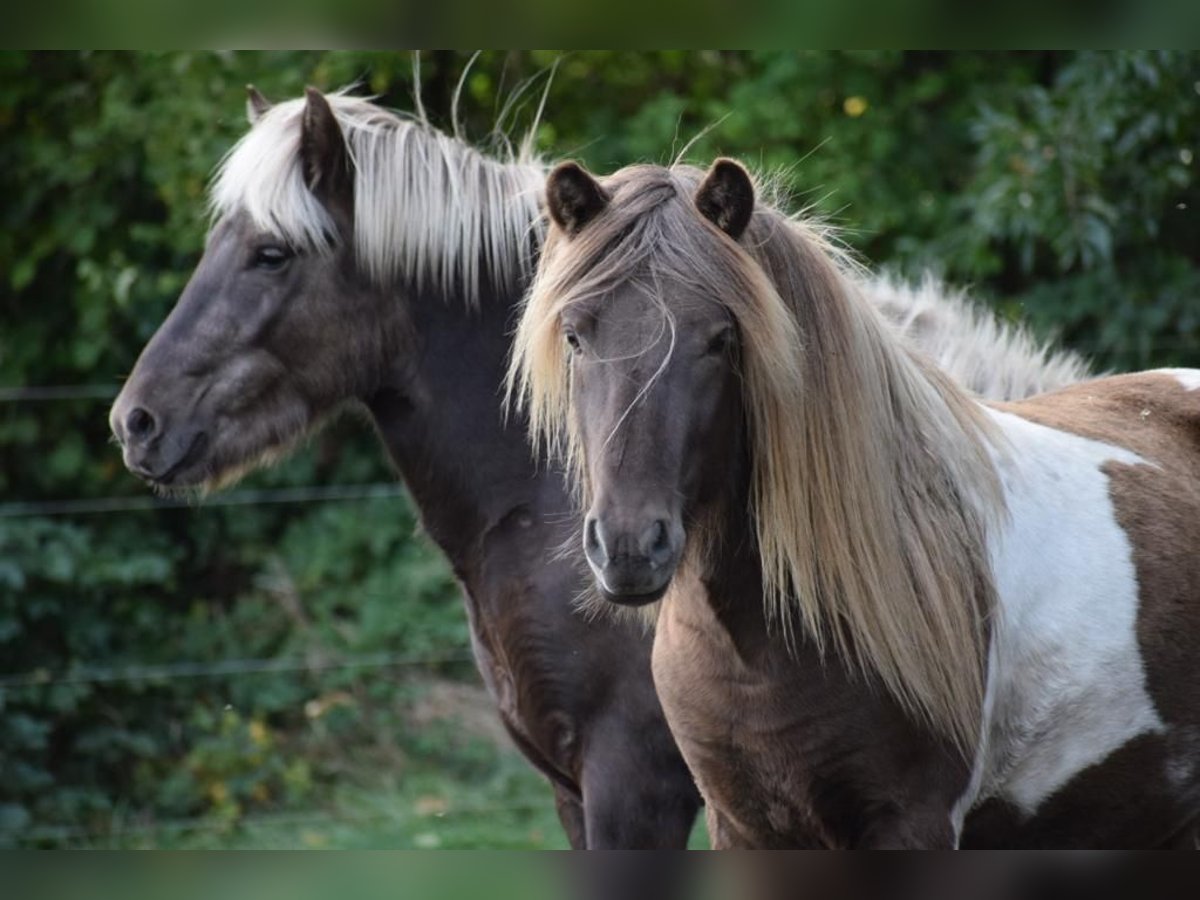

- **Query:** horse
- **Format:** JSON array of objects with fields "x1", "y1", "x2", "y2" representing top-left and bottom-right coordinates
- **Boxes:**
[
  {"x1": 108, "y1": 87, "x2": 1091, "y2": 848},
  {"x1": 511, "y1": 157, "x2": 1200, "y2": 848}
]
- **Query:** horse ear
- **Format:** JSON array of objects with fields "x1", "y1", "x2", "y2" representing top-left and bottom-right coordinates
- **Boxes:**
[
  {"x1": 546, "y1": 162, "x2": 609, "y2": 236},
  {"x1": 246, "y1": 84, "x2": 271, "y2": 124},
  {"x1": 695, "y1": 158, "x2": 755, "y2": 240},
  {"x1": 300, "y1": 87, "x2": 353, "y2": 216}
]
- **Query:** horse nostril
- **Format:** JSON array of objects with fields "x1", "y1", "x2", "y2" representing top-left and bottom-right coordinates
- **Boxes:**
[
  {"x1": 585, "y1": 517, "x2": 606, "y2": 563},
  {"x1": 643, "y1": 519, "x2": 675, "y2": 566},
  {"x1": 125, "y1": 407, "x2": 157, "y2": 441},
  {"x1": 650, "y1": 520, "x2": 669, "y2": 553}
]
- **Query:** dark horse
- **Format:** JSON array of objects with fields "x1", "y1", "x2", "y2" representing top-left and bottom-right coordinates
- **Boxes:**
[
  {"x1": 109, "y1": 89, "x2": 698, "y2": 848},
  {"x1": 110, "y1": 89, "x2": 1089, "y2": 847},
  {"x1": 513, "y1": 157, "x2": 1200, "y2": 848}
]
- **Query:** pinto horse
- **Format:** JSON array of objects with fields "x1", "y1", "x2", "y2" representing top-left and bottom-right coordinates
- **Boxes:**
[
  {"x1": 511, "y1": 157, "x2": 1200, "y2": 848},
  {"x1": 109, "y1": 87, "x2": 1090, "y2": 847}
]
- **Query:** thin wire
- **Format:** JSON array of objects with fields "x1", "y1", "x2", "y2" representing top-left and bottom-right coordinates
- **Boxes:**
[
  {"x1": 0, "y1": 384, "x2": 120, "y2": 401},
  {"x1": 0, "y1": 650, "x2": 476, "y2": 690},
  {"x1": 0, "y1": 483, "x2": 406, "y2": 519}
]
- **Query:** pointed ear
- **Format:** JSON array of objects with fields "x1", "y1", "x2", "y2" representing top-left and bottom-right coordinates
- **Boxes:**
[
  {"x1": 545, "y1": 162, "x2": 609, "y2": 236},
  {"x1": 695, "y1": 158, "x2": 755, "y2": 240},
  {"x1": 300, "y1": 87, "x2": 353, "y2": 216},
  {"x1": 246, "y1": 84, "x2": 271, "y2": 124}
]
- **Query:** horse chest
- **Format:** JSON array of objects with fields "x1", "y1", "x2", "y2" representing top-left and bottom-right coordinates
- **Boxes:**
[
  {"x1": 652, "y1": 585, "x2": 950, "y2": 847},
  {"x1": 651, "y1": 595, "x2": 816, "y2": 844}
]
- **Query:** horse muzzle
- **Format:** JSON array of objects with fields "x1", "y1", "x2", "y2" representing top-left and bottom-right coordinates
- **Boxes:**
[
  {"x1": 584, "y1": 513, "x2": 684, "y2": 606},
  {"x1": 120, "y1": 428, "x2": 210, "y2": 487}
]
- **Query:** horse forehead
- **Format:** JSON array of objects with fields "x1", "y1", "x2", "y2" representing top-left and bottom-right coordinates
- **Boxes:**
[
  {"x1": 581, "y1": 287, "x2": 654, "y2": 336},
  {"x1": 597, "y1": 282, "x2": 723, "y2": 327},
  {"x1": 205, "y1": 209, "x2": 257, "y2": 249}
]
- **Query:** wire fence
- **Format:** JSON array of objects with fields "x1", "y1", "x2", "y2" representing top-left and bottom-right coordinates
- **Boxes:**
[
  {"x1": 0, "y1": 384, "x2": 120, "y2": 402},
  {"x1": 5, "y1": 335, "x2": 1196, "y2": 520},
  {"x1": 0, "y1": 483, "x2": 406, "y2": 519},
  {"x1": 1, "y1": 378, "x2": 599, "y2": 850},
  {"x1": 0, "y1": 650, "x2": 478, "y2": 690},
  {"x1": 0, "y1": 378, "x2": 408, "y2": 517}
]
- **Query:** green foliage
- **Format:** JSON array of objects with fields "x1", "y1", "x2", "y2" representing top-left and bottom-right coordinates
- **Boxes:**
[
  {"x1": 959, "y1": 52, "x2": 1200, "y2": 367},
  {"x1": 2, "y1": 51, "x2": 1198, "y2": 847}
]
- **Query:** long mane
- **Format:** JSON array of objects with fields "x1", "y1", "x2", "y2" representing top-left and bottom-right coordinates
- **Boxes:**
[
  {"x1": 209, "y1": 91, "x2": 546, "y2": 304},
  {"x1": 511, "y1": 164, "x2": 1007, "y2": 750}
]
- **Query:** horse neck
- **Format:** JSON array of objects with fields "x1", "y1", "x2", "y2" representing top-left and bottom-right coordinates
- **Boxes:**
[
  {"x1": 679, "y1": 420, "x2": 780, "y2": 661},
  {"x1": 747, "y1": 244, "x2": 1003, "y2": 747},
  {"x1": 366, "y1": 280, "x2": 571, "y2": 576}
]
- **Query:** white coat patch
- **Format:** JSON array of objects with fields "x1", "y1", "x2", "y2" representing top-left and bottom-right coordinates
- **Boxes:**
[
  {"x1": 959, "y1": 408, "x2": 1166, "y2": 820},
  {"x1": 1151, "y1": 368, "x2": 1200, "y2": 391}
]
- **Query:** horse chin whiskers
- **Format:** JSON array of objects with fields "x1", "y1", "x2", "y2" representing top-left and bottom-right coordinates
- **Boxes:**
[
  {"x1": 200, "y1": 461, "x2": 253, "y2": 495},
  {"x1": 177, "y1": 409, "x2": 315, "y2": 497},
  {"x1": 147, "y1": 479, "x2": 204, "y2": 503},
  {"x1": 571, "y1": 581, "x2": 663, "y2": 634},
  {"x1": 210, "y1": 428, "x2": 310, "y2": 493}
]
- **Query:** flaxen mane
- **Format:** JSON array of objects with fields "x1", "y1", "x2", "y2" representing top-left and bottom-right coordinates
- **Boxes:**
[
  {"x1": 511, "y1": 164, "x2": 1008, "y2": 750},
  {"x1": 211, "y1": 89, "x2": 1088, "y2": 398},
  {"x1": 209, "y1": 91, "x2": 546, "y2": 303}
]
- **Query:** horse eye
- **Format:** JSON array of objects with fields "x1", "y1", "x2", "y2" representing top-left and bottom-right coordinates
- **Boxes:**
[
  {"x1": 706, "y1": 326, "x2": 735, "y2": 356},
  {"x1": 253, "y1": 246, "x2": 292, "y2": 271},
  {"x1": 564, "y1": 328, "x2": 582, "y2": 355}
]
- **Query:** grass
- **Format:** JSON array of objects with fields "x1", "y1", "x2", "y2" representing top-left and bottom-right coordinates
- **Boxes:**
[
  {"x1": 9, "y1": 642, "x2": 708, "y2": 850},
  {"x1": 88, "y1": 735, "x2": 570, "y2": 850},
  {"x1": 93, "y1": 761, "x2": 710, "y2": 849},
  {"x1": 69, "y1": 676, "x2": 709, "y2": 849}
]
